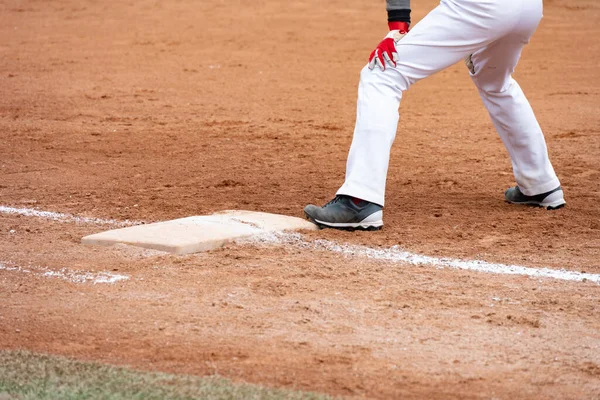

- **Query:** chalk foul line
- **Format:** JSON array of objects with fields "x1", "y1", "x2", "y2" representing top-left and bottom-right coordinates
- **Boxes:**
[
  {"x1": 0, "y1": 261, "x2": 129, "y2": 284},
  {"x1": 0, "y1": 206, "x2": 143, "y2": 227},
  {"x1": 241, "y1": 232, "x2": 600, "y2": 285},
  {"x1": 2, "y1": 205, "x2": 598, "y2": 285}
]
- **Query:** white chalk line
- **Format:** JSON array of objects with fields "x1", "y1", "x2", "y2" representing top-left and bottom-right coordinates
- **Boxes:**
[
  {"x1": 0, "y1": 206, "x2": 135, "y2": 285},
  {"x1": 2, "y1": 205, "x2": 598, "y2": 285},
  {"x1": 0, "y1": 206, "x2": 143, "y2": 227},
  {"x1": 241, "y1": 232, "x2": 600, "y2": 285},
  {"x1": 0, "y1": 261, "x2": 129, "y2": 285}
]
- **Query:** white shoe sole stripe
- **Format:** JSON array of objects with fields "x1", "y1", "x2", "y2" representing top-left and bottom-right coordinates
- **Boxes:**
[{"x1": 313, "y1": 219, "x2": 384, "y2": 228}]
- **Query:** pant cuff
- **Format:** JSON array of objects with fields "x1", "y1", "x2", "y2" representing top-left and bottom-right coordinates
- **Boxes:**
[{"x1": 336, "y1": 182, "x2": 385, "y2": 207}]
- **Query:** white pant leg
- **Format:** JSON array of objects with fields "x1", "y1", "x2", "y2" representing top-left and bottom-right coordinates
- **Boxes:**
[
  {"x1": 337, "y1": 0, "x2": 540, "y2": 206},
  {"x1": 469, "y1": 0, "x2": 560, "y2": 196}
]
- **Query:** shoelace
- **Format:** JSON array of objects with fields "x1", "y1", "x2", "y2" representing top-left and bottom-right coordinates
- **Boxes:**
[{"x1": 323, "y1": 196, "x2": 343, "y2": 207}]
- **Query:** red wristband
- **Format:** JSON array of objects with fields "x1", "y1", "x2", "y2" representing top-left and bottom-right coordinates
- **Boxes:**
[{"x1": 388, "y1": 21, "x2": 410, "y2": 33}]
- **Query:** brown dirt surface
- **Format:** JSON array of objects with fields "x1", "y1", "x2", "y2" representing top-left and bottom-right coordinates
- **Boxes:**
[{"x1": 1, "y1": 0, "x2": 599, "y2": 398}]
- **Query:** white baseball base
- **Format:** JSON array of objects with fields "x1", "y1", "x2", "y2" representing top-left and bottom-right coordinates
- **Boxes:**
[{"x1": 81, "y1": 210, "x2": 318, "y2": 254}]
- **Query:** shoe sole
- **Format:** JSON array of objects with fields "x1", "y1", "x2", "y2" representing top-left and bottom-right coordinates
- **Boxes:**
[
  {"x1": 506, "y1": 188, "x2": 566, "y2": 210},
  {"x1": 506, "y1": 200, "x2": 566, "y2": 210},
  {"x1": 304, "y1": 213, "x2": 383, "y2": 231}
]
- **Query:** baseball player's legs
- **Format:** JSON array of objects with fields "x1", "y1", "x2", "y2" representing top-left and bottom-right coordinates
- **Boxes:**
[
  {"x1": 468, "y1": 0, "x2": 561, "y2": 196},
  {"x1": 337, "y1": 0, "x2": 532, "y2": 206}
]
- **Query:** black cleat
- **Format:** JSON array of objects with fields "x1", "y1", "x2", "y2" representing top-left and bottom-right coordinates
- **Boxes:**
[
  {"x1": 304, "y1": 195, "x2": 383, "y2": 231},
  {"x1": 504, "y1": 186, "x2": 565, "y2": 210}
]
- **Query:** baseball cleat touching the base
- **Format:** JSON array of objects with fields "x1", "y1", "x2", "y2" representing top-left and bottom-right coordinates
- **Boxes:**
[
  {"x1": 304, "y1": 195, "x2": 383, "y2": 231},
  {"x1": 504, "y1": 186, "x2": 566, "y2": 210}
]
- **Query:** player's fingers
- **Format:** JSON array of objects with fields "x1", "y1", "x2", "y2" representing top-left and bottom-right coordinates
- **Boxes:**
[
  {"x1": 376, "y1": 51, "x2": 386, "y2": 71},
  {"x1": 368, "y1": 49, "x2": 377, "y2": 70},
  {"x1": 383, "y1": 51, "x2": 396, "y2": 68}
]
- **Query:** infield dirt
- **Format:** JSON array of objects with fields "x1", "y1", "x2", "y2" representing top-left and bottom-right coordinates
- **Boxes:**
[{"x1": 1, "y1": 0, "x2": 599, "y2": 398}]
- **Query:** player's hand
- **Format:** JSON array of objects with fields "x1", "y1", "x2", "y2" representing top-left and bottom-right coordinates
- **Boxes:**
[{"x1": 368, "y1": 21, "x2": 410, "y2": 71}]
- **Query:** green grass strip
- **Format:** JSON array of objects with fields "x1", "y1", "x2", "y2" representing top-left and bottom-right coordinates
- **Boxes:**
[{"x1": 0, "y1": 350, "x2": 335, "y2": 400}]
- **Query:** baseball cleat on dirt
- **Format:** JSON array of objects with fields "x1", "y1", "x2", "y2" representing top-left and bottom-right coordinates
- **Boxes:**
[
  {"x1": 504, "y1": 186, "x2": 566, "y2": 210},
  {"x1": 304, "y1": 195, "x2": 383, "y2": 231}
]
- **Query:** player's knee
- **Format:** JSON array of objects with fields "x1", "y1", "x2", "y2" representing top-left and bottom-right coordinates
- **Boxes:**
[
  {"x1": 465, "y1": 55, "x2": 515, "y2": 95},
  {"x1": 359, "y1": 65, "x2": 384, "y2": 89},
  {"x1": 359, "y1": 64, "x2": 410, "y2": 91},
  {"x1": 471, "y1": 75, "x2": 515, "y2": 96},
  {"x1": 359, "y1": 64, "x2": 376, "y2": 82}
]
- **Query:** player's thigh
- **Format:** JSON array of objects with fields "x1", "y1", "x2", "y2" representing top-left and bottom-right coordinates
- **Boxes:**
[
  {"x1": 468, "y1": 0, "x2": 543, "y2": 92},
  {"x1": 390, "y1": 0, "x2": 521, "y2": 88}
]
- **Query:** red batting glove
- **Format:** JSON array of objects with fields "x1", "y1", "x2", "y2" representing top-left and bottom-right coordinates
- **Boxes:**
[{"x1": 368, "y1": 21, "x2": 410, "y2": 71}]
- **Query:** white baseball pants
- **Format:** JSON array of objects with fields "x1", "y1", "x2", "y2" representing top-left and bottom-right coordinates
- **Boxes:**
[{"x1": 337, "y1": 0, "x2": 561, "y2": 206}]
